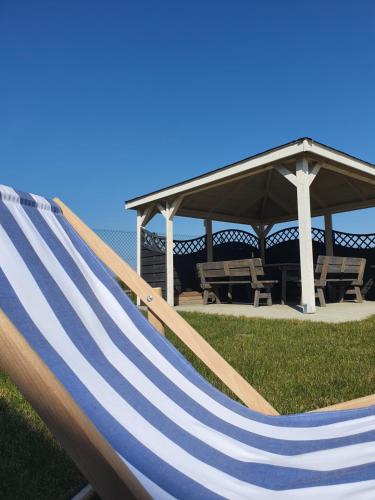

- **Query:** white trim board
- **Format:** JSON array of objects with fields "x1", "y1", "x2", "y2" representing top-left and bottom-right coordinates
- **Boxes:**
[{"x1": 125, "y1": 138, "x2": 375, "y2": 211}]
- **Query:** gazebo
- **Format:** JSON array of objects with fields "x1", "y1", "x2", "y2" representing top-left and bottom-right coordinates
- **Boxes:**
[{"x1": 125, "y1": 138, "x2": 375, "y2": 313}]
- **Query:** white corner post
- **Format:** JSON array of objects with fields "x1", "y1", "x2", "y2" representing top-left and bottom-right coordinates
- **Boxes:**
[
  {"x1": 158, "y1": 197, "x2": 184, "y2": 306},
  {"x1": 251, "y1": 224, "x2": 273, "y2": 264},
  {"x1": 296, "y1": 158, "x2": 317, "y2": 313},
  {"x1": 277, "y1": 159, "x2": 321, "y2": 313},
  {"x1": 324, "y1": 213, "x2": 334, "y2": 256},
  {"x1": 136, "y1": 205, "x2": 155, "y2": 305},
  {"x1": 204, "y1": 219, "x2": 213, "y2": 262}
]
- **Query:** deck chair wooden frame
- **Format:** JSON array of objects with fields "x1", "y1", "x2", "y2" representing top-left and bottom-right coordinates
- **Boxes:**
[{"x1": 1, "y1": 198, "x2": 375, "y2": 499}]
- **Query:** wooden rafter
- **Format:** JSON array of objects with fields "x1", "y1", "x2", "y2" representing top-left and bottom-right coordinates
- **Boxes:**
[
  {"x1": 260, "y1": 170, "x2": 273, "y2": 220},
  {"x1": 343, "y1": 176, "x2": 367, "y2": 201},
  {"x1": 268, "y1": 192, "x2": 294, "y2": 215}
]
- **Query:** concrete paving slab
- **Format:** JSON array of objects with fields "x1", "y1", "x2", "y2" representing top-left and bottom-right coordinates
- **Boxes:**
[{"x1": 175, "y1": 301, "x2": 375, "y2": 323}]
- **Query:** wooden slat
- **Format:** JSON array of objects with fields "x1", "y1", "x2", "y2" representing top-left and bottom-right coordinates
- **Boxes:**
[
  {"x1": 200, "y1": 269, "x2": 229, "y2": 278},
  {"x1": 311, "y1": 394, "x2": 375, "y2": 412},
  {"x1": 202, "y1": 280, "x2": 252, "y2": 285},
  {"x1": 147, "y1": 287, "x2": 165, "y2": 336},
  {"x1": 55, "y1": 198, "x2": 278, "y2": 415},
  {"x1": 222, "y1": 269, "x2": 251, "y2": 277},
  {"x1": 0, "y1": 311, "x2": 149, "y2": 500},
  {"x1": 199, "y1": 261, "x2": 228, "y2": 270},
  {"x1": 315, "y1": 264, "x2": 361, "y2": 273}
]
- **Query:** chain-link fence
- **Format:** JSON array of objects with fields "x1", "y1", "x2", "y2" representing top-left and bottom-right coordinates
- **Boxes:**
[
  {"x1": 94, "y1": 229, "x2": 137, "y2": 269},
  {"x1": 93, "y1": 229, "x2": 198, "y2": 270}
]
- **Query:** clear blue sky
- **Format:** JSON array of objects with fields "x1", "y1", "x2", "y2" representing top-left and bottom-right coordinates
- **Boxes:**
[{"x1": 1, "y1": 0, "x2": 374, "y2": 236}]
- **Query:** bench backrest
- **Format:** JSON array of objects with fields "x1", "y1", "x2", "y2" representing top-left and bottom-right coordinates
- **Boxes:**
[
  {"x1": 315, "y1": 256, "x2": 366, "y2": 284},
  {"x1": 197, "y1": 258, "x2": 264, "y2": 284}
]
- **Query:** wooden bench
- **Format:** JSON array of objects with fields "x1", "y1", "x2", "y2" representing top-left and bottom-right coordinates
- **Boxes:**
[
  {"x1": 196, "y1": 258, "x2": 278, "y2": 307},
  {"x1": 315, "y1": 255, "x2": 366, "y2": 305},
  {"x1": 289, "y1": 256, "x2": 366, "y2": 307}
]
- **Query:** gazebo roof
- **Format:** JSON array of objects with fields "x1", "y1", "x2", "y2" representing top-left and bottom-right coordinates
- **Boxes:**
[{"x1": 125, "y1": 138, "x2": 375, "y2": 225}]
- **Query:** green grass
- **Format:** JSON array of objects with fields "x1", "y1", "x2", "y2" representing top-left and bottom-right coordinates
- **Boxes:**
[
  {"x1": 0, "y1": 371, "x2": 86, "y2": 500},
  {"x1": 1, "y1": 312, "x2": 375, "y2": 498},
  {"x1": 169, "y1": 312, "x2": 375, "y2": 414}
]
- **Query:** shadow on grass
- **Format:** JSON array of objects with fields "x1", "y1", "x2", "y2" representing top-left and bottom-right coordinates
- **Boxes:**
[{"x1": 0, "y1": 378, "x2": 86, "y2": 500}]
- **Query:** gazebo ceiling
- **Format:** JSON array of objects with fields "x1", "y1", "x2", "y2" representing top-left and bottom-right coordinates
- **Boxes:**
[
  {"x1": 125, "y1": 138, "x2": 375, "y2": 225},
  {"x1": 178, "y1": 167, "x2": 375, "y2": 224}
]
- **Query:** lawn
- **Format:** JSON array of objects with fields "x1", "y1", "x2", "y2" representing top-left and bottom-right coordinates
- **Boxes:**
[{"x1": 1, "y1": 312, "x2": 375, "y2": 499}]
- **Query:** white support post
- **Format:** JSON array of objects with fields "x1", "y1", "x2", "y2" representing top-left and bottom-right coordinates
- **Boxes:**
[
  {"x1": 324, "y1": 213, "x2": 334, "y2": 256},
  {"x1": 166, "y1": 214, "x2": 174, "y2": 306},
  {"x1": 296, "y1": 158, "x2": 316, "y2": 313},
  {"x1": 204, "y1": 219, "x2": 213, "y2": 262},
  {"x1": 277, "y1": 158, "x2": 318, "y2": 313},
  {"x1": 158, "y1": 197, "x2": 184, "y2": 306},
  {"x1": 136, "y1": 205, "x2": 155, "y2": 305},
  {"x1": 136, "y1": 210, "x2": 143, "y2": 306}
]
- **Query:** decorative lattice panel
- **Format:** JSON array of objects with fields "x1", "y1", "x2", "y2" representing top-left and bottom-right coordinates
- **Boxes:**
[
  {"x1": 265, "y1": 227, "x2": 325, "y2": 248},
  {"x1": 265, "y1": 227, "x2": 299, "y2": 248},
  {"x1": 212, "y1": 230, "x2": 259, "y2": 248},
  {"x1": 141, "y1": 226, "x2": 375, "y2": 258},
  {"x1": 174, "y1": 235, "x2": 206, "y2": 255},
  {"x1": 334, "y1": 231, "x2": 375, "y2": 249},
  {"x1": 173, "y1": 229, "x2": 259, "y2": 255},
  {"x1": 142, "y1": 229, "x2": 166, "y2": 253},
  {"x1": 312, "y1": 228, "x2": 325, "y2": 244}
]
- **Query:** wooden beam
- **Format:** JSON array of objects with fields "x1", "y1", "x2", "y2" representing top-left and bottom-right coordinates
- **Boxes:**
[
  {"x1": 324, "y1": 213, "x2": 334, "y2": 256},
  {"x1": 268, "y1": 192, "x2": 294, "y2": 215},
  {"x1": 263, "y1": 224, "x2": 274, "y2": 237},
  {"x1": 260, "y1": 170, "x2": 273, "y2": 220},
  {"x1": 207, "y1": 176, "x2": 249, "y2": 215},
  {"x1": 54, "y1": 198, "x2": 279, "y2": 415},
  {"x1": 251, "y1": 224, "x2": 273, "y2": 264},
  {"x1": 308, "y1": 162, "x2": 321, "y2": 186},
  {"x1": 204, "y1": 219, "x2": 213, "y2": 262},
  {"x1": 276, "y1": 165, "x2": 297, "y2": 187},
  {"x1": 324, "y1": 163, "x2": 375, "y2": 188},
  {"x1": 247, "y1": 193, "x2": 375, "y2": 226},
  {"x1": 310, "y1": 191, "x2": 326, "y2": 209},
  {"x1": 177, "y1": 208, "x2": 258, "y2": 226},
  {"x1": 251, "y1": 224, "x2": 261, "y2": 237},
  {"x1": 238, "y1": 189, "x2": 269, "y2": 218},
  {"x1": 139, "y1": 204, "x2": 155, "y2": 227},
  {"x1": 313, "y1": 197, "x2": 375, "y2": 217},
  {"x1": 343, "y1": 176, "x2": 367, "y2": 201}
]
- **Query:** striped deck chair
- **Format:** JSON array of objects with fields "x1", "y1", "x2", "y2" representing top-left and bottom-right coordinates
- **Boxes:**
[{"x1": 0, "y1": 185, "x2": 375, "y2": 499}]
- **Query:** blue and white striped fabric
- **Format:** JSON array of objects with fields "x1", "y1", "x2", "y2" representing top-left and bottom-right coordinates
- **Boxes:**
[{"x1": 0, "y1": 185, "x2": 375, "y2": 499}]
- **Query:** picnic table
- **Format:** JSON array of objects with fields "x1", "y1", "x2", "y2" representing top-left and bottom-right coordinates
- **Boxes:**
[{"x1": 264, "y1": 263, "x2": 300, "y2": 304}]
